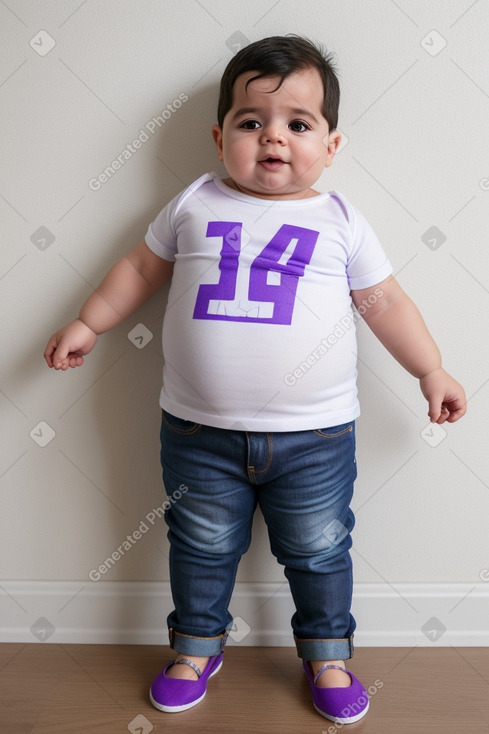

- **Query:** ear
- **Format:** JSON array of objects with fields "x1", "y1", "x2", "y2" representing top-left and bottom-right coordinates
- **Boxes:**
[
  {"x1": 324, "y1": 129, "x2": 342, "y2": 168},
  {"x1": 212, "y1": 124, "x2": 224, "y2": 161}
]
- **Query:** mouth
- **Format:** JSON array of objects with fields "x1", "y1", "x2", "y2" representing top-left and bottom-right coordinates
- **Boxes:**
[{"x1": 259, "y1": 156, "x2": 286, "y2": 170}]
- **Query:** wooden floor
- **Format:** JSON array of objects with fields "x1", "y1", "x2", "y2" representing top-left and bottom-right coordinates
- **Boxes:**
[{"x1": 1, "y1": 644, "x2": 488, "y2": 733}]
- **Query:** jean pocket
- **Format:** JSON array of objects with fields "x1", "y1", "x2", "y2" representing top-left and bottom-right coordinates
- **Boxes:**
[
  {"x1": 313, "y1": 422, "x2": 354, "y2": 439},
  {"x1": 162, "y1": 410, "x2": 202, "y2": 435}
]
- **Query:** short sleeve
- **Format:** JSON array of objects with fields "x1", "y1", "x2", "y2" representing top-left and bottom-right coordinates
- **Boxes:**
[
  {"x1": 144, "y1": 195, "x2": 180, "y2": 262},
  {"x1": 334, "y1": 194, "x2": 393, "y2": 291},
  {"x1": 144, "y1": 173, "x2": 216, "y2": 262}
]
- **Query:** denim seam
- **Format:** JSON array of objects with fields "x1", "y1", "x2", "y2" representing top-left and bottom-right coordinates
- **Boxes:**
[
  {"x1": 313, "y1": 424, "x2": 353, "y2": 439},
  {"x1": 246, "y1": 432, "x2": 273, "y2": 482},
  {"x1": 162, "y1": 412, "x2": 202, "y2": 435},
  {"x1": 169, "y1": 628, "x2": 227, "y2": 641}
]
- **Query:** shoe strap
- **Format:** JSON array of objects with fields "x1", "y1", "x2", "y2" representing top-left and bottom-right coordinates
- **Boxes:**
[
  {"x1": 313, "y1": 663, "x2": 346, "y2": 685},
  {"x1": 172, "y1": 658, "x2": 202, "y2": 678}
]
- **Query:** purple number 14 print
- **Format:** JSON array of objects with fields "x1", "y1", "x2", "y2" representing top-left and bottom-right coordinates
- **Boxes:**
[{"x1": 193, "y1": 221, "x2": 319, "y2": 324}]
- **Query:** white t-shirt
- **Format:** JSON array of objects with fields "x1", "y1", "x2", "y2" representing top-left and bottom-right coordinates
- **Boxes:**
[{"x1": 145, "y1": 172, "x2": 392, "y2": 431}]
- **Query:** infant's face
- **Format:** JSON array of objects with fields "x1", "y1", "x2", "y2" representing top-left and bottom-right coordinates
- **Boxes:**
[{"x1": 212, "y1": 66, "x2": 341, "y2": 200}]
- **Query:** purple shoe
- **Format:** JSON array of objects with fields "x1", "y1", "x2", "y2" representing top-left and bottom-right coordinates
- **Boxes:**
[
  {"x1": 150, "y1": 654, "x2": 223, "y2": 713},
  {"x1": 303, "y1": 662, "x2": 369, "y2": 724}
]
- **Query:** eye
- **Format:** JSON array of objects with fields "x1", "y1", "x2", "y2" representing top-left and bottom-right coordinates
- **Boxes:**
[
  {"x1": 239, "y1": 120, "x2": 261, "y2": 130},
  {"x1": 289, "y1": 120, "x2": 309, "y2": 133}
]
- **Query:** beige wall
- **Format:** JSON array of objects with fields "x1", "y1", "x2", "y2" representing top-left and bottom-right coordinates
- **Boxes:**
[{"x1": 1, "y1": 0, "x2": 487, "y2": 607}]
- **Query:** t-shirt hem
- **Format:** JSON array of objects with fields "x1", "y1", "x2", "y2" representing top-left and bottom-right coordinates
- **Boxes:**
[{"x1": 160, "y1": 396, "x2": 360, "y2": 432}]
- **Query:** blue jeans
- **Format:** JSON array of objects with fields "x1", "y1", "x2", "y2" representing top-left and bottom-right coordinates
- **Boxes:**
[{"x1": 160, "y1": 410, "x2": 357, "y2": 661}]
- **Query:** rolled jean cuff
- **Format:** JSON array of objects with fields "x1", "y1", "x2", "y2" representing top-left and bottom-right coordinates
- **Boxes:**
[
  {"x1": 294, "y1": 635, "x2": 354, "y2": 661},
  {"x1": 169, "y1": 628, "x2": 229, "y2": 656}
]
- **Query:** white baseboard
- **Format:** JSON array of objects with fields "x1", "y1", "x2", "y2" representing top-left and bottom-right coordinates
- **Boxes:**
[{"x1": 1, "y1": 581, "x2": 488, "y2": 646}]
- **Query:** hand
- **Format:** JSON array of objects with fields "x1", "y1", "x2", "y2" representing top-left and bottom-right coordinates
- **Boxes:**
[
  {"x1": 419, "y1": 367, "x2": 467, "y2": 424},
  {"x1": 44, "y1": 319, "x2": 98, "y2": 370}
]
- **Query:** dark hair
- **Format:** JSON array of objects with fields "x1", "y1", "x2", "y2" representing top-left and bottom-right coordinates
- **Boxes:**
[{"x1": 217, "y1": 35, "x2": 340, "y2": 130}]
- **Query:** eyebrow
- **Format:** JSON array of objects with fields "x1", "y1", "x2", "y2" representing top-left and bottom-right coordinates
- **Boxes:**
[{"x1": 231, "y1": 106, "x2": 320, "y2": 123}]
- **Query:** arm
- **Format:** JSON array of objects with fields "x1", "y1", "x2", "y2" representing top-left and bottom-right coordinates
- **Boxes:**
[
  {"x1": 351, "y1": 275, "x2": 466, "y2": 424},
  {"x1": 44, "y1": 240, "x2": 174, "y2": 370}
]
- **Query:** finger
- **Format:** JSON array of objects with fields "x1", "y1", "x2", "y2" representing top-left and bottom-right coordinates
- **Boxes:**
[
  {"x1": 435, "y1": 407, "x2": 450, "y2": 424},
  {"x1": 68, "y1": 356, "x2": 84, "y2": 368},
  {"x1": 428, "y1": 397, "x2": 444, "y2": 423},
  {"x1": 51, "y1": 340, "x2": 70, "y2": 369},
  {"x1": 436, "y1": 398, "x2": 467, "y2": 423},
  {"x1": 43, "y1": 338, "x2": 58, "y2": 367},
  {"x1": 445, "y1": 404, "x2": 467, "y2": 423},
  {"x1": 441, "y1": 393, "x2": 467, "y2": 422}
]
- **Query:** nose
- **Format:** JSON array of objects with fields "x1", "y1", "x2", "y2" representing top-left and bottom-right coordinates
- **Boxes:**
[{"x1": 260, "y1": 126, "x2": 286, "y2": 145}]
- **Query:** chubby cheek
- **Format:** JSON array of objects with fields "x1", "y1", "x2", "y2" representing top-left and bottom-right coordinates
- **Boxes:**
[
  {"x1": 222, "y1": 139, "x2": 253, "y2": 172},
  {"x1": 296, "y1": 141, "x2": 328, "y2": 172}
]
